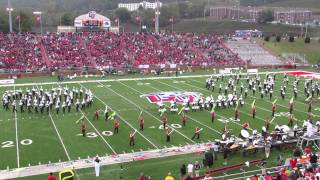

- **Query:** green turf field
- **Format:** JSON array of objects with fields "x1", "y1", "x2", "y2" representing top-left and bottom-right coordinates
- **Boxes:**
[{"x1": 0, "y1": 70, "x2": 319, "y2": 179}]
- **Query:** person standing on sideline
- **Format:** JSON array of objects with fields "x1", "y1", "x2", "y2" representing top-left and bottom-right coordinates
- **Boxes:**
[
  {"x1": 47, "y1": 172, "x2": 57, "y2": 180},
  {"x1": 187, "y1": 162, "x2": 194, "y2": 177},
  {"x1": 212, "y1": 142, "x2": 219, "y2": 160},
  {"x1": 165, "y1": 172, "x2": 174, "y2": 180},
  {"x1": 194, "y1": 161, "x2": 200, "y2": 177},
  {"x1": 180, "y1": 164, "x2": 187, "y2": 180},
  {"x1": 94, "y1": 155, "x2": 101, "y2": 177}
]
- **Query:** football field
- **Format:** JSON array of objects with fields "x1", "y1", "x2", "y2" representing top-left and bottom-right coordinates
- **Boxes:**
[{"x1": 0, "y1": 70, "x2": 320, "y2": 178}]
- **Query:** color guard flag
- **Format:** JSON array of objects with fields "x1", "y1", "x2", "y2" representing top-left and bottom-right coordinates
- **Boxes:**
[
  {"x1": 210, "y1": 105, "x2": 215, "y2": 113},
  {"x1": 251, "y1": 99, "x2": 256, "y2": 109},
  {"x1": 290, "y1": 97, "x2": 294, "y2": 104},
  {"x1": 273, "y1": 98, "x2": 277, "y2": 105}
]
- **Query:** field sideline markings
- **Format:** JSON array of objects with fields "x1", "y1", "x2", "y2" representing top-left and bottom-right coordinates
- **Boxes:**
[
  {"x1": 122, "y1": 80, "x2": 222, "y2": 136},
  {"x1": 48, "y1": 112, "x2": 72, "y2": 160},
  {"x1": 13, "y1": 85, "x2": 20, "y2": 168},
  {"x1": 54, "y1": 82, "x2": 117, "y2": 154},
  {"x1": 78, "y1": 109, "x2": 117, "y2": 154},
  {"x1": 35, "y1": 83, "x2": 79, "y2": 180},
  {"x1": 78, "y1": 82, "x2": 159, "y2": 149},
  {"x1": 0, "y1": 70, "x2": 299, "y2": 88},
  {"x1": 96, "y1": 82, "x2": 196, "y2": 144}
]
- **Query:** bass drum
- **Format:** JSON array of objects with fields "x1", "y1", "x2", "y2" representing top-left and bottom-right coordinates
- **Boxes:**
[{"x1": 240, "y1": 129, "x2": 250, "y2": 139}]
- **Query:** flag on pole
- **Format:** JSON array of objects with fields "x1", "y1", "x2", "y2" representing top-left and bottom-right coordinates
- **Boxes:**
[
  {"x1": 76, "y1": 114, "x2": 85, "y2": 124},
  {"x1": 107, "y1": 111, "x2": 116, "y2": 120},
  {"x1": 16, "y1": 15, "x2": 20, "y2": 21},
  {"x1": 305, "y1": 95, "x2": 312, "y2": 102},
  {"x1": 169, "y1": 17, "x2": 174, "y2": 22},
  {"x1": 234, "y1": 103, "x2": 239, "y2": 111},
  {"x1": 178, "y1": 106, "x2": 185, "y2": 115},
  {"x1": 251, "y1": 99, "x2": 256, "y2": 109},
  {"x1": 273, "y1": 98, "x2": 278, "y2": 105},
  {"x1": 160, "y1": 108, "x2": 167, "y2": 117},
  {"x1": 290, "y1": 97, "x2": 294, "y2": 104},
  {"x1": 210, "y1": 105, "x2": 215, "y2": 113},
  {"x1": 138, "y1": 110, "x2": 143, "y2": 118}
]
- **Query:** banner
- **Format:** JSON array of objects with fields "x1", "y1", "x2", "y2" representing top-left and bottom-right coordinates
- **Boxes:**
[{"x1": 0, "y1": 79, "x2": 14, "y2": 85}]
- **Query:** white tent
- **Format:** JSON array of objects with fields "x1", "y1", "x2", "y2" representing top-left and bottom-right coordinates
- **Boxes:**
[{"x1": 74, "y1": 11, "x2": 111, "y2": 29}]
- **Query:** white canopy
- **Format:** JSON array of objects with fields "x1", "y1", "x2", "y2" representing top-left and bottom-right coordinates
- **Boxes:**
[{"x1": 74, "y1": 11, "x2": 111, "y2": 28}]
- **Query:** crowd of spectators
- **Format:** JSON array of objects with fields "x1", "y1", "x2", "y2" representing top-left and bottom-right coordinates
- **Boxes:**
[
  {"x1": 0, "y1": 32, "x2": 45, "y2": 71},
  {"x1": 0, "y1": 32, "x2": 244, "y2": 72}
]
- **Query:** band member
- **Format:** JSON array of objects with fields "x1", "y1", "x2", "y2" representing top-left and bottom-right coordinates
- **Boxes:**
[
  {"x1": 19, "y1": 100, "x2": 24, "y2": 112},
  {"x1": 12, "y1": 100, "x2": 17, "y2": 112},
  {"x1": 129, "y1": 131, "x2": 135, "y2": 146},
  {"x1": 192, "y1": 127, "x2": 202, "y2": 140},
  {"x1": 166, "y1": 128, "x2": 171, "y2": 142},
  {"x1": 94, "y1": 109, "x2": 100, "y2": 120},
  {"x1": 104, "y1": 107, "x2": 109, "y2": 121},
  {"x1": 242, "y1": 122, "x2": 249, "y2": 130},
  {"x1": 235, "y1": 108, "x2": 239, "y2": 121},
  {"x1": 162, "y1": 115, "x2": 168, "y2": 129},
  {"x1": 265, "y1": 118, "x2": 270, "y2": 131},
  {"x1": 272, "y1": 103, "x2": 276, "y2": 117},
  {"x1": 289, "y1": 101, "x2": 293, "y2": 114},
  {"x1": 252, "y1": 105, "x2": 256, "y2": 119},
  {"x1": 211, "y1": 111, "x2": 215, "y2": 123},
  {"x1": 181, "y1": 113, "x2": 187, "y2": 126},
  {"x1": 139, "y1": 115, "x2": 144, "y2": 131},
  {"x1": 288, "y1": 115, "x2": 294, "y2": 127},
  {"x1": 114, "y1": 117, "x2": 119, "y2": 134},
  {"x1": 81, "y1": 119, "x2": 86, "y2": 137},
  {"x1": 308, "y1": 101, "x2": 312, "y2": 113}
]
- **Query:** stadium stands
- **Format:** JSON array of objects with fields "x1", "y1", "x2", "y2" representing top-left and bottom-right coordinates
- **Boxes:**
[
  {"x1": 225, "y1": 39, "x2": 284, "y2": 65},
  {"x1": 0, "y1": 32, "x2": 247, "y2": 72}
]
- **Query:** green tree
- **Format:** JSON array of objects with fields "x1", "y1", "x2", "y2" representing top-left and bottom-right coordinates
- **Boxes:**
[
  {"x1": 61, "y1": 12, "x2": 73, "y2": 26},
  {"x1": 0, "y1": 11, "x2": 9, "y2": 33},
  {"x1": 13, "y1": 11, "x2": 34, "y2": 32},
  {"x1": 258, "y1": 10, "x2": 274, "y2": 24},
  {"x1": 115, "y1": 8, "x2": 131, "y2": 23}
]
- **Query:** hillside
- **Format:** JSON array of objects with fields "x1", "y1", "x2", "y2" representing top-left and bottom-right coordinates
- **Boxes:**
[{"x1": 168, "y1": 18, "x2": 320, "y2": 36}]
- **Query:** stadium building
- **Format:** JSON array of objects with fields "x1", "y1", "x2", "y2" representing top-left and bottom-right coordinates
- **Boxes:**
[{"x1": 118, "y1": 1, "x2": 162, "y2": 11}]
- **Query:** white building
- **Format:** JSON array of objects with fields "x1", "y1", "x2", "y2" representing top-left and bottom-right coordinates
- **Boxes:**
[{"x1": 118, "y1": 1, "x2": 162, "y2": 11}]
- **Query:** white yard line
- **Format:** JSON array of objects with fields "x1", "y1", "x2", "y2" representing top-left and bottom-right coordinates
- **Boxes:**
[
  {"x1": 95, "y1": 82, "x2": 196, "y2": 144},
  {"x1": 121, "y1": 80, "x2": 222, "y2": 136},
  {"x1": 78, "y1": 83, "x2": 159, "y2": 149},
  {"x1": 78, "y1": 110, "x2": 118, "y2": 154},
  {"x1": 13, "y1": 85, "x2": 20, "y2": 168},
  {"x1": 48, "y1": 112, "x2": 72, "y2": 160}
]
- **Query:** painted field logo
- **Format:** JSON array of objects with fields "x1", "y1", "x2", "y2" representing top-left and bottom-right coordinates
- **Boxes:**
[{"x1": 141, "y1": 91, "x2": 202, "y2": 104}]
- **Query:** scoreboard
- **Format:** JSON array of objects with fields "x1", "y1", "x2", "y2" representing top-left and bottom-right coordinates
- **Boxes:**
[{"x1": 83, "y1": 20, "x2": 103, "y2": 27}]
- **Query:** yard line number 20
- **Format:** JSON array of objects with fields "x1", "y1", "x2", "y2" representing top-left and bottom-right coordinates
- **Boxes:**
[{"x1": 1, "y1": 139, "x2": 33, "y2": 148}]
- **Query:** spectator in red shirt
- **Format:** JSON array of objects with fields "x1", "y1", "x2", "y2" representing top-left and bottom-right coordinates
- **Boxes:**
[
  {"x1": 47, "y1": 172, "x2": 56, "y2": 180},
  {"x1": 290, "y1": 158, "x2": 297, "y2": 169}
]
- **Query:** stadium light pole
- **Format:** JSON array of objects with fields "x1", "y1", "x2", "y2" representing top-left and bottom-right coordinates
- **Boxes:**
[
  {"x1": 6, "y1": 0, "x2": 13, "y2": 33},
  {"x1": 33, "y1": 11, "x2": 43, "y2": 36},
  {"x1": 155, "y1": 0, "x2": 160, "y2": 34}
]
